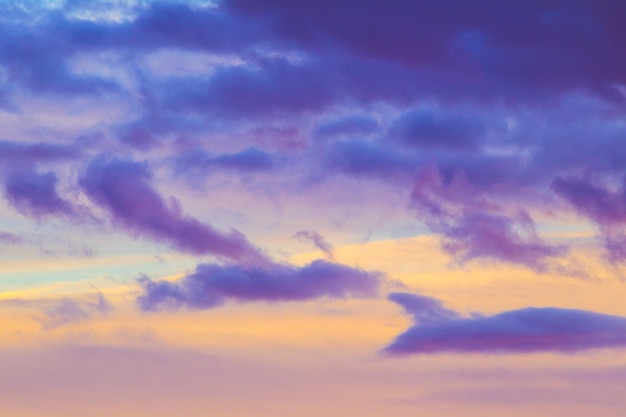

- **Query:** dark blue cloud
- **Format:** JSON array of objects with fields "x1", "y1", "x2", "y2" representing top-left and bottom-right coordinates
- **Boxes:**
[{"x1": 226, "y1": 0, "x2": 626, "y2": 99}]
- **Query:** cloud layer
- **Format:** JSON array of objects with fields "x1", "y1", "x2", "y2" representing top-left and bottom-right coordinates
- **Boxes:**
[{"x1": 0, "y1": 0, "x2": 623, "y2": 273}]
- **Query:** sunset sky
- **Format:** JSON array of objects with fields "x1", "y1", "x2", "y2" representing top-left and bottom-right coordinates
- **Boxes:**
[{"x1": 1, "y1": 1, "x2": 626, "y2": 416}]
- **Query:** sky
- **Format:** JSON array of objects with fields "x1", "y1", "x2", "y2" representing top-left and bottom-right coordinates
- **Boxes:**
[{"x1": 1, "y1": 0, "x2": 626, "y2": 415}]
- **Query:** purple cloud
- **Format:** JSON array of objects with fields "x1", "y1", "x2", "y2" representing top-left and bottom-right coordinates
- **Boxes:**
[
  {"x1": 3, "y1": 170, "x2": 73, "y2": 218},
  {"x1": 384, "y1": 292, "x2": 626, "y2": 355},
  {"x1": 552, "y1": 176, "x2": 626, "y2": 225},
  {"x1": 438, "y1": 211, "x2": 566, "y2": 270},
  {"x1": 553, "y1": 175, "x2": 626, "y2": 262},
  {"x1": 293, "y1": 230, "x2": 334, "y2": 260},
  {"x1": 137, "y1": 259, "x2": 382, "y2": 311},
  {"x1": 410, "y1": 165, "x2": 565, "y2": 270},
  {"x1": 80, "y1": 156, "x2": 268, "y2": 263},
  {"x1": 388, "y1": 292, "x2": 459, "y2": 324}
]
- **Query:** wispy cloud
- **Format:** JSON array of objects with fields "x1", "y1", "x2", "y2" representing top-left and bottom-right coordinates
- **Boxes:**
[{"x1": 293, "y1": 230, "x2": 334, "y2": 260}]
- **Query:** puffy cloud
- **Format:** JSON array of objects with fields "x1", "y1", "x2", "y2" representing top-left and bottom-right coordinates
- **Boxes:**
[
  {"x1": 3, "y1": 170, "x2": 74, "y2": 218},
  {"x1": 137, "y1": 259, "x2": 382, "y2": 311},
  {"x1": 384, "y1": 292, "x2": 626, "y2": 354}
]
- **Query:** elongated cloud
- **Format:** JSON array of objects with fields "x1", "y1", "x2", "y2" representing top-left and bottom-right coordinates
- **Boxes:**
[
  {"x1": 80, "y1": 157, "x2": 267, "y2": 263},
  {"x1": 137, "y1": 259, "x2": 382, "y2": 311},
  {"x1": 384, "y1": 292, "x2": 626, "y2": 355}
]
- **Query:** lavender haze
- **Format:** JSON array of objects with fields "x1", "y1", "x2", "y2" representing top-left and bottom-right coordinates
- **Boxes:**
[{"x1": 2, "y1": 1, "x2": 626, "y2": 415}]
